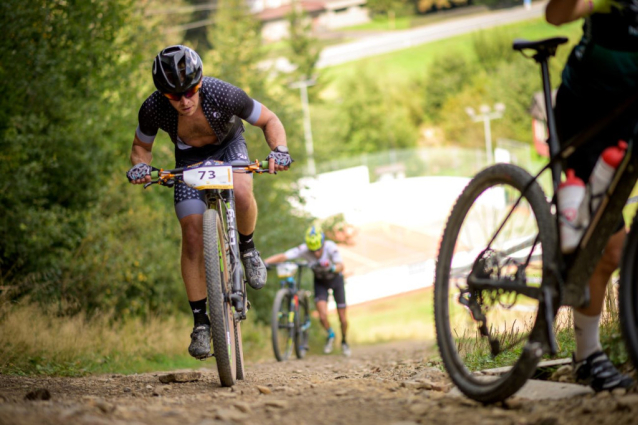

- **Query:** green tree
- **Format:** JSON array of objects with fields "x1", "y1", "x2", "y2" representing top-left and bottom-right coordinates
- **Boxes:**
[
  {"x1": 286, "y1": 1, "x2": 321, "y2": 80},
  {"x1": 205, "y1": 0, "x2": 313, "y2": 322},
  {"x1": 333, "y1": 69, "x2": 420, "y2": 155},
  {"x1": 184, "y1": 0, "x2": 215, "y2": 51},
  {"x1": 366, "y1": 0, "x2": 409, "y2": 28},
  {"x1": 0, "y1": 0, "x2": 151, "y2": 301},
  {"x1": 422, "y1": 52, "x2": 476, "y2": 121}
]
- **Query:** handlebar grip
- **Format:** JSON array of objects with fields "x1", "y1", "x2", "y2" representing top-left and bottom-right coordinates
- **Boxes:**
[
  {"x1": 260, "y1": 160, "x2": 269, "y2": 169},
  {"x1": 151, "y1": 170, "x2": 159, "y2": 179}
]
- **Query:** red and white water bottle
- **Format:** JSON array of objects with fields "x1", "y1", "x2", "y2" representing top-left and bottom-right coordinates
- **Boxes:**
[
  {"x1": 589, "y1": 140, "x2": 628, "y2": 215},
  {"x1": 558, "y1": 169, "x2": 586, "y2": 253}
]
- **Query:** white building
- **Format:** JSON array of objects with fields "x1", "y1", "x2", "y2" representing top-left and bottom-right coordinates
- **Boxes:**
[{"x1": 249, "y1": 0, "x2": 370, "y2": 42}]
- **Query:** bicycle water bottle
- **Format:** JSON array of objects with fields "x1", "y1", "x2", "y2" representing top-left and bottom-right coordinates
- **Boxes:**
[
  {"x1": 558, "y1": 169, "x2": 586, "y2": 253},
  {"x1": 589, "y1": 140, "x2": 628, "y2": 216}
]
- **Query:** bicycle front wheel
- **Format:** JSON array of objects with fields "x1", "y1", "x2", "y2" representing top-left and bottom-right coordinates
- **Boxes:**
[
  {"x1": 619, "y1": 216, "x2": 638, "y2": 370},
  {"x1": 272, "y1": 289, "x2": 294, "y2": 361},
  {"x1": 295, "y1": 291, "x2": 311, "y2": 359},
  {"x1": 203, "y1": 209, "x2": 237, "y2": 387},
  {"x1": 235, "y1": 320, "x2": 245, "y2": 380},
  {"x1": 434, "y1": 163, "x2": 557, "y2": 403}
]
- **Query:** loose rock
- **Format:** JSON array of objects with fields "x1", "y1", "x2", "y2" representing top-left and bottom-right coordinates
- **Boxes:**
[
  {"x1": 24, "y1": 389, "x2": 51, "y2": 401},
  {"x1": 257, "y1": 385, "x2": 272, "y2": 395},
  {"x1": 158, "y1": 372, "x2": 201, "y2": 383}
]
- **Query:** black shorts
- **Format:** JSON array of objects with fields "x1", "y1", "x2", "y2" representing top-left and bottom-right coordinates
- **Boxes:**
[
  {"x1": 173, "y1": 134, "x2": 250, "y2": 220},
  {"x1": 554, "y1": 85, "x2": 637, "y2": 231},
  {"x1": 314, "y1": 274, "x2": 346, "y2": 309},
  {"x1": 555, "y1": 85, "x2": 636, "y2": 183}
]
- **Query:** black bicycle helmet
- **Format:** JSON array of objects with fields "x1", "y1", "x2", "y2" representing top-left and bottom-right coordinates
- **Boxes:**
[{"x1": 152, "y1": 45, "x2": 203, "y2": 94}]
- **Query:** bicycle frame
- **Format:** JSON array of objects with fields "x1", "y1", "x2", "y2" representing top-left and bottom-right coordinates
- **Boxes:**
[
  {"x1": 464, "y1": 40, "x2": 638, "y2": 355},
  {"x1": 524, "y1": 50, "x2": 638, "y2": 309},
  {"x1": 148, "y1": 159, "x2": 270, "y2": 320},
  {"x1": 207, "y1": 190, "x2": 247, "y2": 317}
]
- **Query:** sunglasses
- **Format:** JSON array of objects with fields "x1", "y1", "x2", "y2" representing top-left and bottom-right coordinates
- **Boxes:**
[{"x1": 163, "y1": 82, "x2": 201, "y2": 101}]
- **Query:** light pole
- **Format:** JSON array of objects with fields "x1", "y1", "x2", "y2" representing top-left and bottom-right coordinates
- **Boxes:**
[
  {"x1": 465, "y1": 103, "x2": 506, "y2": 164},
  {"x1": 290, "y1": 78, "x2": 316, "y2": 176}
]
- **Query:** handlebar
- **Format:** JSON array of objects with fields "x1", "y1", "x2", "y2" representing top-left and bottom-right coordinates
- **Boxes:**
[
  {"x1": 145, "y1": 160, "x2": 270, "y2": 189},
  {"x1": 150, "y1": 160, "x2": 270, "y2": 179},
  {"x1": 265, "y1": 261, "x2": 310, "y2": 270}
]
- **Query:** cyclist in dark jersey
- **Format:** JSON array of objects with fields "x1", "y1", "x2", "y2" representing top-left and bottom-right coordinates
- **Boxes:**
[
  {"x1": 265, "y1": 226, "x2": 351, "y2": 357},
  {"x1": 126, "y1": 45, "x2": 293, "y2": 359},
  {"x1": 546, "y1": 0, "x2": 637, "y2": 392}
]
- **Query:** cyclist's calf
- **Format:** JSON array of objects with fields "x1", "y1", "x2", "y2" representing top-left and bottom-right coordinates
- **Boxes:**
[
  {"x1": 581, "y1": 230, "x2": 626, "y2": 316},
  {"x1": 598, "y1": 229, "x2": 626, "y2": 276}
]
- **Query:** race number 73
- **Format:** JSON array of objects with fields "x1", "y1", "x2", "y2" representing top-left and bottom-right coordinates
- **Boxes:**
[
  {"x1": 183, "y1": 165, "x2": 233, "y2": 190},
  {"x1": 199, "y1": 170, "x2": 216, "y2": 180}
]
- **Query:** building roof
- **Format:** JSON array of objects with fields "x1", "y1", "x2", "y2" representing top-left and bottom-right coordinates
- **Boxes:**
[
  {"x1": 258, "y1": 1, "x2": 325, "y2": 21},
  {"x1": 257, "y1": 0, "x2": 365, "y2": 21}
]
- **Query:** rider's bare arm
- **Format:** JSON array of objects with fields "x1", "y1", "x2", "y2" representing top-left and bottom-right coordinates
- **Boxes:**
[
  {"x1": 546, "y1": 0, "x2": 598, "y2": 25},
  {"x1": 333, "y1": 262, "x2": 345, "y2": 274},
  {"x1": 251, "y1": 105, "x2": 289, "y2": 173},
  {"x1": 264, "y1": 253, "x2": 288, "y2": 264},
  {"x1": 129, "y1": 134, "x2": 153, "y2": 184}
]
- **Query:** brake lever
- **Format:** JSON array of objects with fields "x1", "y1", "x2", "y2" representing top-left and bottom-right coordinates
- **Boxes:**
[{"x1": 143, "y1": 181, "x2": 157, "y2": 189}]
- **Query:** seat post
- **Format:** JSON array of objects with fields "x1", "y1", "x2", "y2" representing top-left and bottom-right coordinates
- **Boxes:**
[{"x1": 536, "y1": 52, "x2": 562, "y2": 191}]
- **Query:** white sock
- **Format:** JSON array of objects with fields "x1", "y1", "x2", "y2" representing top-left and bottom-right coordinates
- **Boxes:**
[{"x1": 573, "y1": 310, "x2": 602, "y2": 362}]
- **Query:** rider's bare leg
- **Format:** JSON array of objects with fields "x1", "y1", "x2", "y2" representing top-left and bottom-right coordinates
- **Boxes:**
[
  {"x1": 315, "y1": 300, "x2": 331, "y2": 331},
  {"x1": 233, "y1": 172, "x2": 267, "y2": 289},
  {"x1": 233, "y1": 173, "x2": 257, "y2": 235},
  {"x1": 179, "y1": 213, "x2": 207, "y2": 301},
  {"x1": 337, "y1": 307, "x2": 348, "y2": 342},
  {"x1": 574, "y1": 229, "x2": 625, "y2": 360}
]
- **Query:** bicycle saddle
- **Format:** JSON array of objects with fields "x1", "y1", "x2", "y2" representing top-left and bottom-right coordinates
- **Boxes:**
[{"x1": 513, "y1": 37, "x2": 568, "y2": 55}]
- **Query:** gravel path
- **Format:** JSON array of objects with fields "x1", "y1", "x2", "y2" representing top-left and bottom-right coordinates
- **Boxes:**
[{"x1": 1, "y1": 341, "x2": 637, "y2": 425}]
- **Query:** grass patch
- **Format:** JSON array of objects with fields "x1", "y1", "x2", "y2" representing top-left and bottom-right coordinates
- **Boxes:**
[
  {"x1": 341, "y1": 15, "x2": 413, "y2": 31},
  {"x1": 455, "y1": 282, "x2": 630, "y2": 372},
  {"x1": 321, "y1": 18, "x2": 583, "y2": 85},
  {"x1": 0, "y1": 302, "x2": 273, "y2": 376},
  {"x1": 327, "y1": 288, "x2": 435, "y2": 345}
]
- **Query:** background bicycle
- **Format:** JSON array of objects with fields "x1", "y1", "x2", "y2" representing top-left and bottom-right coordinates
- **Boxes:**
[
  {"x1": 146, "y1": 159, "x2": 270, "y2": 387},
  {"x1": 267, "y1": 262, "x2": 312, "y2": 362},
  {"x1": 434, "y1": 37, "x2": 638, "y2": 403}
]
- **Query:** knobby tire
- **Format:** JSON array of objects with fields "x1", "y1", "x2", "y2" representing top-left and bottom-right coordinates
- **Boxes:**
[
  {"x1": 235, "y1": 320, "x2": 245, "y2": 380},
  {"x1": 295, "y1": 292, "x2": 310, "y2": 359},
  {"x1": 203, "y1": 209, "x2": 237, "y2": 386},
  {"x1": 272, "y1": 289, "x2": 294, "y2": 362},
  {"x1": 434, "y1": 163, "x2": 557, "y2": 403},
  {"x1": 619, "y1": 214, "x2": 638, "y2": 370}
]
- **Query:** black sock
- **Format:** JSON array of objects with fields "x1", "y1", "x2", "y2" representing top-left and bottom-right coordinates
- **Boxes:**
[
  {"x1": 239, "y1": 232, "x2": 255, "y2": 252},
  {"x1": 342, "y1": 337, "x2": 347, "y2": 345},
  {"x1": 189, "y1": 299, "x2": 210, "y2": 327}
]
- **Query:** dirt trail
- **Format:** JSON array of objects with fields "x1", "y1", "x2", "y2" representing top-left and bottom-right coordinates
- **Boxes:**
[{"x1": 1, "y1": 341, "x2": 637, "y2": 425}]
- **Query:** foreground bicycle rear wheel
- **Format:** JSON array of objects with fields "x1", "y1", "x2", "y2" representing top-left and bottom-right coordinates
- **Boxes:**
[
  {"x1": 619, "y1": 217, "x2": 638, "y2": 370},
  {"x1": 434, "y1": 163, "x2": 557, "y2": 403},
  {"x1": 272, "y1": 289, "x2": 294, "y2": 361},
  {"x1": 295, "y1": 292, "x2": 311, "y2": 359},
  {"x1": 204, "y1": 209, "x2": 237, "y2": 386}
]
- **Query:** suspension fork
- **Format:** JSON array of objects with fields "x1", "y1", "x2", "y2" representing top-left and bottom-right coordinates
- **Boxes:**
[{"x1": 220, "y1": 190, "x2": 246, "y2": 314}]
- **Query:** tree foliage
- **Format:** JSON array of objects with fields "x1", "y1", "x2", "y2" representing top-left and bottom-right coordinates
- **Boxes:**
[
  {"x1": 286, "y1": 2, "x2": 321, "y2": 80},
  {"x1": 0, "y1": 0, "x2": 149, "y2": 300},
  {"x1": 205, "y1": 0, "x2": 313, "y2": 322}
]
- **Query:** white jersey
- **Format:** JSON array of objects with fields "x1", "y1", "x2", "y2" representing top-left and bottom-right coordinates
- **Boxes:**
[{"x1": 284, "y1": 240, "x2": 342, "y2": 280}]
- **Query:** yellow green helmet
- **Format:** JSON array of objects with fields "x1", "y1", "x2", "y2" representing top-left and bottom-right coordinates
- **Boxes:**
[{"x1": 305, "y1": 225, "x2": 325, "y2": 252}]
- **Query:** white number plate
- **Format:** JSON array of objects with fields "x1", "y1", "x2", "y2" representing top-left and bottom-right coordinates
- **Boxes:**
[{"x1": 183, "y1": 165, "x2": 233, "y2": 190}]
